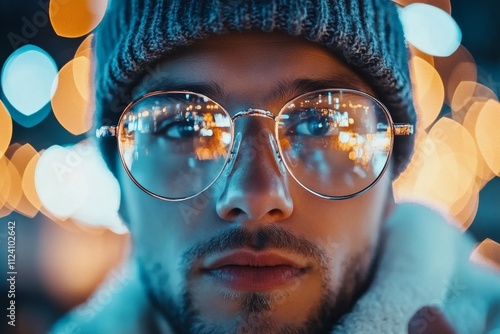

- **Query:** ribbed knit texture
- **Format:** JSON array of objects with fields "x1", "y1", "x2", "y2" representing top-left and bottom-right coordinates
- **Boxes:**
[{"x1": 93, "y1": 0, "x2": 416, "y2": 176}]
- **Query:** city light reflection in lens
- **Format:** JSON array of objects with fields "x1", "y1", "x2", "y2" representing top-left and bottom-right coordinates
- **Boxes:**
[
  {"x1": 1, "y1": 45, "x2": 58, "y2": 120},
  {"x1": 49, "y1": 0, "x2": 108, "y2": 38},
  {"x1": 399, "y1": 3, "x2": 461, "y2": 56}
]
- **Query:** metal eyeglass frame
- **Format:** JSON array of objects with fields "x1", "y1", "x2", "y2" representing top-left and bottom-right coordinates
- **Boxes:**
[{"x1": 96, "y1": 88, "x2": 414, "y2": 201}]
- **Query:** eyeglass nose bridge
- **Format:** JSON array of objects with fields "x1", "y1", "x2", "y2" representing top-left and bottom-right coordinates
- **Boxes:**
[
  {"x1": 223, "y1": 108, "x2": 287, "y2": 177},
  {"x1": 232, "y1": 108, "x2": 275, "y2": 121}
]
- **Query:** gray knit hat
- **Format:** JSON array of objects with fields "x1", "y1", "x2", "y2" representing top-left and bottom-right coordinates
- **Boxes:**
[{"x1": 94, "y1": 0, "x2": 416, "y2": 177}]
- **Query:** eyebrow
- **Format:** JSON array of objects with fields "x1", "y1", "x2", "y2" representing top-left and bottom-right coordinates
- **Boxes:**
[
  {"x1": 140, "y1": 74, "x2": 371, "y2": 103},
  {"x1": 140, "y1": 79, "x2": 228, "y2": 101},
  {"x1": 271, "y1": 76, "x2": 372, "y2": 101}
]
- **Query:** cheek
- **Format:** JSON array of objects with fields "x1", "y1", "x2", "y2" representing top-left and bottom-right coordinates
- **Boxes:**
[
  {"x1": 118, "y1": 168, "x2": 192, "y2": 260},
  {"x1": 289, "y1": 171, "x2": 391, "y2": 262}
]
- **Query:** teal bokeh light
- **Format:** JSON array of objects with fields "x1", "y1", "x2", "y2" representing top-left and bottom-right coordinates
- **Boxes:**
[
  {"x1": 399, "y1": 3, "x2": 462, "y2": 57},
  {"x1": 1, "y1": 44, "x2": 58, "y2": 127}
]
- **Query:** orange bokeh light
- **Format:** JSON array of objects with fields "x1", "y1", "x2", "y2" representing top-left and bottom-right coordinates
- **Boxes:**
[
  {"x1": 393, "y1": 0, "x2": 451, "y2": 13},
  {"x1": 75, "y1": 34, "x2": 93, "y2": 59},
  {"x1": 49, "y1": 0, "x2": 108, "y2": 38},
  {"x1": 397, "y1": 118, "x2": 478, "y2": 227},
  {"x1": 450, "y1": 182, "x2": 479, "y2": 231},
  {"x1": 451, "y1": 81, "x2": 497, "y2": 123},
  {"x1": 463, "y1": 100, "x2": 495, "y2": 184},
  {"x1": 393, "y1": 131, "x2": 428, "y2": 200},
  {"x1": 475, "y1": 99, "x2": 500, "y2": 175},
  {"x1": 8, "y1": 144, "x2": 40, "y2": 217},
  {"x1": 51, "y1": 56, "x2": 93, "y2": 135},
  {"x1": 0, "y1": 153, "x2": 22, "y2": 218},
  {"x1": 40, "y1": 218, "x2": 128, "y2": 306},
  {"x1": 409, "y1": 45, "x2": 434, "y2": 66},
  {"x1": 22, "y1": 152, "x2": 43, "y2": 215},
  {"x1": 0, "y1": 100, "x2": 13, "y2": 158},
  {"x1": 409, "y1": 56, "x2": 444, "y2": 129},
  {"x1": 0, "y1": 156, "x2": 11, "y2": 212},
  {"x1": 470, "y1": 238, "x2": 500, "y2": 271},
  {"x1": 433, "y1": 45, "x2": 477, "y2": 105}
]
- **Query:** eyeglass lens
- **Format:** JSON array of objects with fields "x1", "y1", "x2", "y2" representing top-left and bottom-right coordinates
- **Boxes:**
[{"x1": 117, "y1": 90, "x2": 392, "y2": 200}]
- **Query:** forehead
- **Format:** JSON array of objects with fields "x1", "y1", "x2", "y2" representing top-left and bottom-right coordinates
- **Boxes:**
[{"x1": 134, "y1": 32, "x2": 374, "y2": 106}]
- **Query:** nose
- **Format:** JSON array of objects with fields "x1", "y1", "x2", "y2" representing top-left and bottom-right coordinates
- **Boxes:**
[{"x1": 216, "y1": 118, "x2": 293, "y2": 223}]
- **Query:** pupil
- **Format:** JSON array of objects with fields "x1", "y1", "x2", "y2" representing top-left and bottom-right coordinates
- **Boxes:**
[
  {"x1": 307, "y1": 116, "x2": 330, "y2": 136},
  {"x1": 179, "y1": 122, "x2": 197, "y2": 137}
]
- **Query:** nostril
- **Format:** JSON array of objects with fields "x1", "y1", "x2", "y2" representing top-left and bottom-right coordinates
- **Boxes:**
[
  {"x1": 226, "y1": 207, "x2": 245, "y2": 220},
  {"x1": 269, "y1": 208, "x2": 282, "y2": 218}
]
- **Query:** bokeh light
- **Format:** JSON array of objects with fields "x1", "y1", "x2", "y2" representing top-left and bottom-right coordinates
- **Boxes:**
[
  {"x1": 0, "y1": 148, "x2": 22, "y2": 218},
  {"x1": 393, "y1": 0, "x2": 451, "y2": 14},
  {"x1": 462, "y1": 100, "x2": 496, "y2": 184},
  {"x1": 1, "y1": 44, "x2": 58, "y2": 127},
  {"x1": 452, "y1": 184, "x2": 479, "y2": 231},
  {"x1": 451, "y1": 81, "x2": 497, "y2": 123},
  {"x1": 35, "y1": 140, "x2": 125, "y2": 233},
  {"x1": 9, "y1": 143, "x2": 41, "y2": 217},
  {"x1": 475, "y1": 99, "x2": 500, "y2": 175},
  {"x1": 433, "y1": 45, "x2": 477, "y2": 105},
  {"x1": 39, "y1": 218, "x2": 128, "y2": 306},
  {"x1": 51, "y1": 56, "x2": 93, "y2": 135},
  {"x1": 470, "y1": 238, "x2": 500, "y2": 271},
  {"x1": 23, "y1": 151, "x2": 43, "y2": 214},
  {"x1": 0, "y1": 100, "x2": 13, "y2": 157},
  {"x1": 0, "y1": 155, "x2": 12, "y2": 214},
  {"x1": 409, "y1": 56, "x2": 444, "y2": 129},
  {"x1": 75, "y1": 34, "x2": 93, "y2": 59},
  {"x1": 49, "y1": 0, "x2": 108, "y2": 38},
  {"x1": 394, "y1": 117, "x2": 479, "y2": 230},
  {"x1": 399, "y1": 3, "x2": 461, "y2": 57}
]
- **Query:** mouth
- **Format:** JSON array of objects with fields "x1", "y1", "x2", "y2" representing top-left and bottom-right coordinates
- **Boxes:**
[{"x1": 201, "y1": 249, "x2": 311, "y2": 291}]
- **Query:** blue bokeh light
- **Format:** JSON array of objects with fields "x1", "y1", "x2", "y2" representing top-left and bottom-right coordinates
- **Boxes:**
[
  {"x1": 1, "y1": 44, "x2": 58, "y2": 127},
  {"x1": 399, "y1": 3, "x2": 462, "y2": 57}
]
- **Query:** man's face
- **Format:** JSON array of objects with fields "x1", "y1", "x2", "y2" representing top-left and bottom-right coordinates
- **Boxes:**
[{"x1": 118, "y1": 33, "x2": 393, "y2": 334}]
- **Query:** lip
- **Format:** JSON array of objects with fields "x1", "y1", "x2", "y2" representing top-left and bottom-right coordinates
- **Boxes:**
[{"x1": 202, "y1": 249, "x2": 311, "y2": 291}]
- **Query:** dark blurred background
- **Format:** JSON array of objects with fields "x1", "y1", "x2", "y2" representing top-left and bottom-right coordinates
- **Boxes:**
[{"x1": 0, "y1": 0, "x2": 499, "y2": 333}]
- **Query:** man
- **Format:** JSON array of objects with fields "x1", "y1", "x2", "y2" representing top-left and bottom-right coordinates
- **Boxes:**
[{"x1": 52, "y1": 0, "x2": 500, "y2": 333}]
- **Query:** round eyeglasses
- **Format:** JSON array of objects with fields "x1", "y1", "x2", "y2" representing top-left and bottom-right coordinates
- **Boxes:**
[{"x1": 97, "y1": 89, "x2": 413, "y2": 201}]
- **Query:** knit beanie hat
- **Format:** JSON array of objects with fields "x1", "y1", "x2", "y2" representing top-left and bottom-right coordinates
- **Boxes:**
[{"x1": 93, "y1": 0, "x2": 416, "y2": 177}]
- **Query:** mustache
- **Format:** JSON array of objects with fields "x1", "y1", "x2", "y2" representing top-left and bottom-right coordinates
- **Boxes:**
[{"x1": 183, "y1": 225, "x2": 327, "y2": 270}]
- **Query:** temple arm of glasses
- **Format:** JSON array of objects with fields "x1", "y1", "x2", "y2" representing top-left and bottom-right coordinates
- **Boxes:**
[
  {"x1": 96, "y1": 126, "x2": 117, "y2": 138},
  {"x1": 394, "y1": 124, "x2": 414, "y2": 136}
]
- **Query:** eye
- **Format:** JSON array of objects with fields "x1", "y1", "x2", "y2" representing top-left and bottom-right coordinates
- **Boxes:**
[
  {"x1": 156, "y1": 119, "x2": 201, "y2": 139},
  {"x1": 287, "y1": 108, "x2": 336, "y2": 136},
  {"x1": 295, "y1": 114, "x2": 330, "y2": 136}
]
